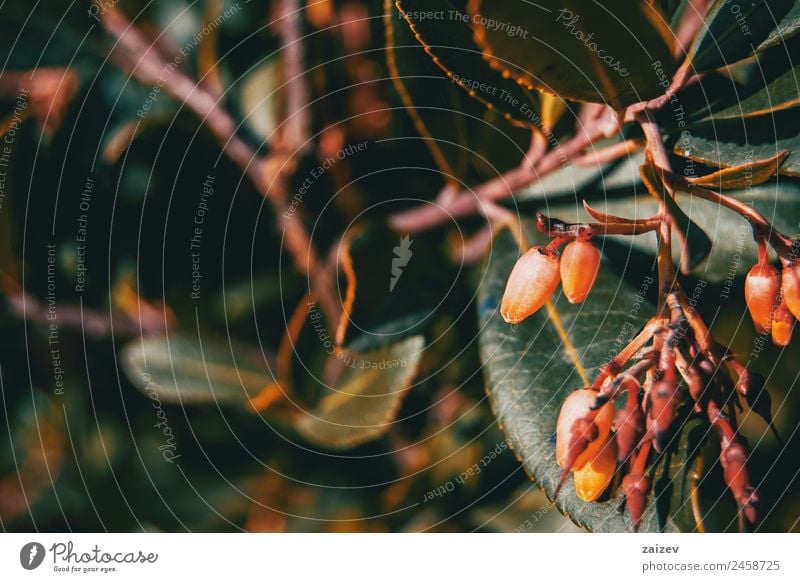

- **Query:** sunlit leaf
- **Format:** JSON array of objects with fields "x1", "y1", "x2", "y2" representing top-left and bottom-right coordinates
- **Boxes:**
[
  {"x1": 695, "y1": 39, "x2": 800, "y2": 122},
  {"x1": 757, "y1": 1, "x2": 800, "y2": 51},
  {"x1": 675, "y1": 109, "x2": 800, "y2": 176},
  {"x1": 688, "y1": 151, "x2": 787, "y2": 188},
  {"x1": 296, "y1": 336, "x2": 425, "y2": 449},
  {"x1": 395, "y1": 0, "x2": 541, "y2": 129},
  {"x1": 467, "y1": 0, "x2": 675, "y2": 108},
  {"x1": 385, "y1": 0, "x2": 529, "y2": 182}
]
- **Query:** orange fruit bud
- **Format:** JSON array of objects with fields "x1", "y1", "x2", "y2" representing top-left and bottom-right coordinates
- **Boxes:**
[
  {"x1": 771, "y1": 295, "x2": 794, "y2": 347},
  {"x1": 781, "y1": 263, "x2": 800, "y2": 321},
  {"x1": 744, "y1": 262, "x2": 780, "y2": 334},
  {"x1": 573, "y1": 434, "x2": 617, "y2": 502},
  {"x1": 615, "y1": 406, "x2": 644, "y2": 463},
  {"x1": 555, "y1": 389, "x2": 614, "y2": 469},
  {"x1": 560, "y1": 240, "x2": 601, "y2": 304},
  {"x1": 500, "y1": 246, "x2": 560, "y2": 323},
  {"x1": 622, "y1": 472, "x2": 650, "y2": 529}
]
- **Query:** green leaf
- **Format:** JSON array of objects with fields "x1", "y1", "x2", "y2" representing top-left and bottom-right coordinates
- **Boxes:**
[
  {"x1": 675, "y1": 108, "x2": 800, "y2": 176},
  {"x1": 686, "y1": 0, "x2": 795, "y2": 72},
  {"x1": 395, "y1": 0, "x2": 541, "y2": 129},
  {"x1": 468, "y1": 0, "x2": 675, "y2": 108},
  {"x1": 757, "y1": 1, "x2": 800, "y2": 51},
  {"x1": 695, "y1": 39, "x2": 800, "y2": 122},
  {"x1": 121, "y1": 334, "x2": 276, "y2": 406},
  {"x1": 688, "y1": 151, "x2": 787, "y2": 187},
  {"x1": 385, "y1": 0, "x2": 529, "y2": 181},
  {"x1": 478, "y1": 229, "x2": 701, "y2": 532},
  {"x1": 296, "y1": 336, "x2": 425, "y2": 449}
]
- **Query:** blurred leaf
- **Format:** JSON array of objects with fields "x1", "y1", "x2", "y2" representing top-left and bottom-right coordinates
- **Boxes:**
[
  {"x1": 512, "y1": 149, "x2": 645, "y2": 204},
  {"x1": 477, "y1": 229, "x2": 702, "y2": 532},
  {"x1": 239, "y1": 58, "x2": 283, "y2": 142},
  {"x1": 468, "y1": 0, "x2": 674, "y2": 108},
  {"x1": 395, "y1": 0, "x2": 540, "y2": 129},
  {"x1": 0, "y1": 392, "x2": 65, "y2": 524},
  {"x1": 197, "y1": 0, "x2": 226, "y2": 97},
  {"x1": 296, "y1": 336, "x2": 425, "y2": 449},
  {"x1": 686, "y1": 0, "x2": 794, "y2": 72},
  {"x1": 469, "y1": 485, "x2": 583, "y2": 532},
  {"x1": 121, "y1": 334, "x2": 276, "y2": 406}
]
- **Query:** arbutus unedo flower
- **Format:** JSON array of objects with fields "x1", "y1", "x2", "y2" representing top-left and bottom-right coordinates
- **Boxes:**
[
  {"x1": 542, "y1": 282, "x2": 773, "y2": 530},
  {"x1": 622, "y1": 441, "x2": 652, "y2": 531},
  {"x1": 745, "y1": 259, "x2": 780, "y2": 334},
  {"x1": 555, "y1": 389, "x2": 614, "y2": 470},
  {"x1": 781, "y1": 261, "x2": 800, "y2": 321},
  {"x1": 614, "y1": 386, "x2": 645, "y2": 464},
  {"x1": 500, "y1": 245, "x2": 560, "y2": 323},
  {"x1": 559, "y1": 239, "x2": 601, "y2": 304},
  {"x1": 772, "y1": 295, "x2": 795, "y2": 347},
  {"x1": 492, "y1": 88, "x2": 797, "y2": 531},
  {"x1": 573, "y1": 433, "x2": 617, "y2": 502}
]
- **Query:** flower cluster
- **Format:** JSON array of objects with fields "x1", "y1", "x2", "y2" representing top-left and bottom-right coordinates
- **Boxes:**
[
  {"x1": 499, "y1": 195, "x2": 785, "y2": 531},
  {"x1": 500, "y1": 239, "x2": 601, "y2": 324},
  {"x1": 745, "y1": 240, "x2": 800, "y2": 347}
]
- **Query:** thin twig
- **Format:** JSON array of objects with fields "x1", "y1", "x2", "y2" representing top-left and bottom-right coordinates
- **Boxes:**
[{"x1": 389, "y1": 124, "x2": 607, "y2": 234}]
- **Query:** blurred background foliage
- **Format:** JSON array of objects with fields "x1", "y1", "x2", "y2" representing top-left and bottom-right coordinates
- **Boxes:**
[{"x1": 0, "y1": 0, "x2": 798, "y2": 532}]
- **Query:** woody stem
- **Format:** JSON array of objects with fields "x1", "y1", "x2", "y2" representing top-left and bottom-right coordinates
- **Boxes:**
[{"x1": 636, "y1": 110, "x2": 676, "y2": 312}]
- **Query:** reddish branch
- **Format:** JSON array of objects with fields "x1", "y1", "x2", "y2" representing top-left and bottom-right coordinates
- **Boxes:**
[{"x1": 389, "y1": 122, "x2": 608, "y2": 234}]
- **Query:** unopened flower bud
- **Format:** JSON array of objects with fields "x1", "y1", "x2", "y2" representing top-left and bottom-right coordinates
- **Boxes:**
[
  {"x1": 734, "y1": 368, "x2": 764, "y2": 397},
  {"x1": 686, "y1": 361, "x2": 712, "y2": 412},
  {"x1": 649, "y1": 378, "x2": 679, "y2": 450},
  {"x1": 622, "y1": 472, "x2": 650, "y2": 530},
  {"x1": 781, "y1": 262, "x2": 800, "y2": 320},
  {"x1": 560, "y1": 240, "x2": 600, "y2": 304},
  {"x1": 573, "y1": 434, "x2": 617, "y2": 502},
  {"x1": 555, "y1": 389, "x2": 614, "y2": 469},
  {"x1": 615, "y1": 406, "x2": 645, "y2": 463},
  {"x1": 745, "y1": 262, "x2": 780, "y2": 334},
  {"x1": 771, "y1": 295, "x2": 795, "y2": 347},
  {"x1": 720, "y1": 441, "x2": 750, "y2": 499},
  {"x1": 500, "y1": 246, "x2": 561, "y2": 323}
]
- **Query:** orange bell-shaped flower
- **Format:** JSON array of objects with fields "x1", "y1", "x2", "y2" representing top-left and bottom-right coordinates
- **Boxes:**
[
  {"x1": 781, "y1": 262, "x2": 800, "y2": 321},
  {"x1": 744, "y1": 261, "x2": 780, "y2": 334},
  {"x1": 573, "y1": 434, "x2": 617, "y2": 502},
  {"x1": 555, "y1": 389, "x2": 614, "y2": 470},
  {"x1": 560, "y1": 240, "x2": 601, "y2": 304},
  {"x1": 500, "y1": 246, "x2": 560, "y2": 323},
  {"x1": 772, "y1": 295, "x2": 795, "y2": 347}
]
